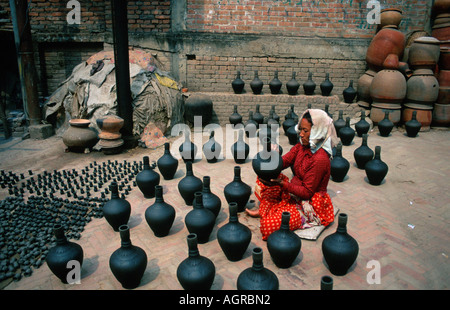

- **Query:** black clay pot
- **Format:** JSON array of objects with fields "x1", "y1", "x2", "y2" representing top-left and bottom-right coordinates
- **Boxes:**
[
  {"x1": 157, "y1": 142, "x2": 178, "y2": 180},
  {"x1": 229, "y1": 105, "x2": 243, "y2": 126},
  {"x1": 287, "y1": 104, "x2": 298, "y2": 122},
  {"x1": 217, "y1": 202, "x2": 252, "y2": 261},
  {"x1": 320, "y1": 73, "x2": 334, "y2": 96},
  {"x1": 322, "y1": 213, "x2": 359, "y2": 276},
  {"x1": 378, "y1": 111, "x2": 394, "y2": 137},
  {"x1": 339, "y1": 117, "x2": 355, "y2": 146},
  {"x1": 236, "y1": 247, "x2": 279, "y2": 290},
  {"x1": 231, "y1": 129, "x2": 249, "y2": 164},
  {"x1": 244, "y1": 111, "x2": 258, "y2": 138},
  {"x1": 250, "y1": 70, "x2": 263, "y2": 95},
  {"x1": 177, "y1": 233, "x2": 216, "y2": 290},
  {"x1": 232, "y1": 71, "x2": 245, "y2": 94},
  {"x1": 267, "y1": 211, "x2": 302, "y2": 268},
  {"x1": 286, "y1": 125, "x2": 299, "y2": 145},
  {"x1": 334, "y1": 110, "x2": 346, "y2": 137},
  {"x1": 353, "y1": 134, "x2": 374, "y2": 169},
  {"x1": 269, "y1": 71, "x2": 282, "y2": 94},
  {"x1": 252, "y1": 104, "x2": 264, "y2": 127},
  {"x1": 224, "y1": 166, "x2": 252, "y2": 212},
  {"x1": 145, "y1": 185, "x2": 176, "y2": 237},
  {"x1": 179, "y1": 129, "x2": 198, "y2": 162},
  {"x1": 286, "y1": 72, "x2": 300, "y2": 95},
  {"x1": 136, "y1": 156, "x2": 160, "y2": 198},
  {"x1": 203, "y1": 130, "x2": 222, "y2": 163},
  {"x1": 405, "y1": 110, "x2": 421, "y2": 137},
  {"x1": 343, "y1": 80, "x2": 357, "y2": 103},
  {"x1": 185, "y1": 192, "x2": 216, "y2": 244},
  {"x1": 109, "y1": 225, "x2": 148, "y2": 289},
  {"x1": 252, "y1": 136, "x2": 283, "y2": 182},
  {"x1": 282, "y1": 111, "x2": 297, "y2": 135},
  {"x1": 178, "y1": 161, "x2": 203, "y2": 206},
  {"x1": 330, "y1": 143, "x2": 349, "y2": 182},
  {"x1": 46, "y1": 224, "x2": 83, "y2": 284},
  {"x1": 103, "y1": 182, "x2": 131, "y2": 231},
  {"x1": 355, "y1": 110, "x2": 370, "y2": 137},
  {"x1": 365, "y1": 146, "x2": 388, "y2": 185},
  {"x1": 303, "y1": 72, "x2": 316, "y2": 95},
  {"x1": 202, "y1": 176, "x2": 221, "y2": 218},
  {"x1": 321, "y1": 275, "x2": 334, "y2": 290},
  {"x1": 184, "y1": 94, "x2": 213, "y2": 126},
  {"x1": 270, "y1": 105, "x2": 280, "y2": 123}
]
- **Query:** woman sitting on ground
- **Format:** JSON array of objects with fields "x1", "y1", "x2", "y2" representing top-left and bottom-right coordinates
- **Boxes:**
[{"x1": 246, "y1": 109, "x2": 338, "y2": 240}]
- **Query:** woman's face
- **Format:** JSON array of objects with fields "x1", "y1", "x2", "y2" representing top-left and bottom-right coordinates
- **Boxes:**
[{"x1": 299, "y1": 118, "x2": 312, "y2": 146}]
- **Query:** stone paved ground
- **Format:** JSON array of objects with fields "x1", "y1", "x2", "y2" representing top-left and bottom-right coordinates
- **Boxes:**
[{"x1": 0, "y1": 124, "x2": 449, "y2": 291}]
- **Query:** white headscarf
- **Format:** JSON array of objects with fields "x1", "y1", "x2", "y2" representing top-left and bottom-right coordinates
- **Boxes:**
[{"x1": 295, "y1": 109, "x2": 338, "y2": 156}]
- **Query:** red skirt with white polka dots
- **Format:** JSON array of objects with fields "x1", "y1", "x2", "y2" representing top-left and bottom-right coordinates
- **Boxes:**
[{"x1": 255, "y1": 174, "x2": 334, "y2": 240}]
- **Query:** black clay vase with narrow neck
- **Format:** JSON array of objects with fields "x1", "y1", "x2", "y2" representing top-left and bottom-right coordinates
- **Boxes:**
[
  {"x1": 231, "y1": 129, "x2": 249, "y2": 164},
  {"x1": 136, "y1": 156, "x2": 160, "y2": 198},
  {"x1": 46, "y1": 224, "x2": 84, "y2": 284},
  {"x1": 103, "y1": 181, "x2": 131, "y2": 231},
  {"x1": 303, "y1": 72, "x2": 316, "y2": 95},
  {"x1": 252, "y1": 104, "x2": 264, "y2": 127},
  {"x1": 343, "y1": 80, "x2": 357, "y2": 103},
  {"x1": 252, "y1": 136, "x2": 283, "y2": 182},
  {"x1": 185, "y1": 192, "x2": 216, "y2": 244},
  {"x1": 286, "y1": 72, "x2": 300, "y2": 95},
  {"x1": 353, "y1": 134, "x2": 374, "y2": 169},
  {"x1": 267, "y1": 211, "x2": 302, "y2": 268},
  {"x1": 287, "y1": 104, "x2": 298, "y2": 122},
  {"x1": 202, "y1": 176, "x2": 221, "y2": 218},
  {"x1": 224, "y1": 166, "x2": 252, "y2": 212},
  {"x1": 334, "y1": 110, "x2": 346, "y2": 137},
  {"x1": 232, "y1": 70, "x2": 245, "y2": 94},
  {"x1": 322, "y1": 213, "x2": 359, "y2": 276},
  {"x1": 217, "y1": 202, "x2": 252, "y2": 261},
  {"x1": 145, "y1": 185, "x2": 176, "y2": 237},
  {"x1": 203, "y1": 130, "x2": 221, "y2": 163},
  {"x1": 330, "y1": 143, "x2": 349, "y2": 182},
  {"x1": 405, "y1": 111, "x2": 421, "y2": 137},
  {"x1": 250, "y1": 70, "x2": 263, "y2": 94},
  {"x1": 378, "y1": 111, "x2": 394, "y2": 137},
  {"x1": 109, "y1": 225, "x2": 148, "y2": 289},
  {"x1": 282, "y1": 111, "x2": 296, "y2": 135},
  {"x1": 177, "y1": 233, "x2": 216, "y2": 290},
  {"x1": 355, "y1": 110, "x2": 370, "y2": 137},
  {"x1": 244, "y1": 111, "x2": 258, "y2": 138},
  {"x1": 178, "y1": 161, "x2": 203, "y2": 206},
  {"x1": 270, "y1": 105, "x2": 280, "y2": 123},
  {"x1": 320, "y1": 73, "x2": 334, "y2": 96},
  {"x1": 179, "y1": 130, "x2": 197, "y2": 162},
  {"x1": 339, "y1": 117, "x2": 355, "y2": 146},
  {"x1": 229, "y1": 105, "x2": 243, "y2": 126},
  {"x1": 269, "y1": 71, "x2": 282, "y2": 94},
  {"x1": 236, "y1": 247, "x2": 279, "y2": 290},
  {"x1": 365, "y1": 146, "x2": 388, "y2": 185},
  {"x1": 157, "y1": 142, "x2": 178, "y2": 180}
]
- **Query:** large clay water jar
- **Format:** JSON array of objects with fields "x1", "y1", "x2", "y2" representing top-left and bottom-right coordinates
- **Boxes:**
[
  {"x1": 379, "y1": 8, "x2": 402, "y2": 29},
  {"x1": 357, "y1": 70, "x2": 376, "y2": 103},
  {"x1": 62, "y1": 119, "x2": 98, "y2": 152},
  {"x1": 370, "y1": 69, "x2": 407, "y2": 104},
  {"x1": 432, "y1": 24, "x2": 450, "y2": 42},
  {"x1": 408, "y1": 37, "x2": 441, "y2": 70},
  {"x1": 366, "y1": 28, "x2": 405, "y2": 71},
  {"x1": 432, "y1": 102, "x2": 450, "y2": 126},
  {"x1": 406, "y1": 69, "x2": 439, "y2": 106},
  {"x1": 402, "y1": 103, "x2": 433, "y2": 131}
]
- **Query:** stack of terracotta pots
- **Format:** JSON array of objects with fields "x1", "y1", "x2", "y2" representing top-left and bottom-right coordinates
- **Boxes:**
[
  {"x1": 403, "y1": 37, "x2": 441, "y2": 131},
  {"x1": 358, "y1": 9, "x2": 406, "y2": 125},
  {"x1": 431, "y1": 0, "x2": 450, "y2": 46},
  {"x1": 97, "y1": 116, "x2": 125, "y2": 154}
]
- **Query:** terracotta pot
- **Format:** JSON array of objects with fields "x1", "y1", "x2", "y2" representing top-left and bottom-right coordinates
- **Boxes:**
[
  {"x1": 379, "y1": 8, "x2": 402, "y2": 29},
  {"x1": 357, "y1": 70, "x2": 376, "y2": 102},
  {"x1": 406, "y1": 69, "x2": 439, "y2": 104},
  {"x1": 62, "y1": 119, "x2": 98, "y2": 152},
  {"x1": 366, "y1": 28, "x2": 405, "y2": 71},
  {"x1": 433, "y1": 0, "x2": 450, "y2": 17},
  {"x1": 432, "y1": 25, "x2": 450, "y2": 41},
  {"x1": 97, "y1": 116, "x2": 124, "y2": 140},
  {"x1": 438, "y1": 87, "x2": 450, "y2": 104},
  {"x1": 408, "y1": 37, "x2": 441, "y2": 70},
  {"x1": 439, "y1": 47, "x2": 450, "y2": 70},
  {"x1": 370, "y1": 103, "x2": 402, "y2": 125},
  {"x1": 438, "y1": 69, "x2": 450, "y2": 87},
  {"x1": 383, "y1": 53, "x2": 400, "y2": 69},
  {"x1": 434, "y1": 13, "x2": 450, "y2": 26},
  {"x1": 370, "y1": 69, "x2": 407, "y2": 103},
  {"x1": 432, "y1": 102, "x2": 450, "y2": 126},
  {"x1": 402, "y1": 103, "x2": 433, "y2": 131}
]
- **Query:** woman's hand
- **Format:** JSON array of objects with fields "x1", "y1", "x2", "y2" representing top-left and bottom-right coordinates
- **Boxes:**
[{"x1": 269, "y1": 178, "x2": 286, "y2": 187}]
